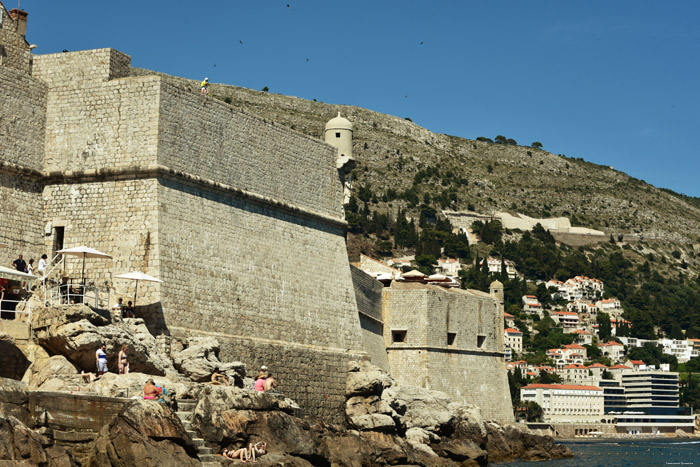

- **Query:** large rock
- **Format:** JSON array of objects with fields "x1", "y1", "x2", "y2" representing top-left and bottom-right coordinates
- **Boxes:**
[
  {"x1": 484, "y1": 421, "x2": 573, "y2": 463},
  {"x1": 381, "y1": 385, "x2": 455, "y2": 435},
  {"x1": 83, "y1": 372, "x2": 190, "y2": 399},
  {"x1": 0, "y1": 414, "x2": 74, "y2": 466},
  {"x1": 170, "y1": 337, "x2": 245, "y2": 384},
  {"x1": 346, "y1": 360, "x2": 394, "y2": 397},
  {"x1": 346, "y1": 395, "x2": 398, "y2": 433},
  {"x1": 84, "y1": 400, "x2": 199, "y2": 467},
  {"x1": 27, "y1": 356, "x2": 78, "y2": 391},
  {"x1": 31, "y1": 305, "x2": 177, "y2": 377}
]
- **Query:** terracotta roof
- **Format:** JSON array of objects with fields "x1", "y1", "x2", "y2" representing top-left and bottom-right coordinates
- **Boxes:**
[
  {"x1": 563, "y1": 344, "x2": 585, "y2": 349},
  {"x1": 587, "y1": 363, "x2": 608, "y2": 368},
  {"x1": 504, "y1": 312, "x2": 515, "y2": 318},
  {"x1": 609, "y1": 364, "x2": 632, "y2": 370},
  {"x1": 599, "y1": 341, "x2": 623, "y2": 347},
  {"x1": 571, "y1": 330, "x2": 591, "y2": 334},
  {"x1": 564, "y1": 364, "x2": 586, "y2": 369},
  {"x1": 505, "y1": 328, "x2": 522, "y2": 334},
  {"x1": 629, "y1": 360, "x2": 645, "y2": 365},
  {"x1": 521, "y1": 384, "x2": 602, "y2": 391},
  {"x1": 553, "y1": 311, "x2": 578, "y2": 316},
  {"x1": 524, "y1": 295, "x2": 537, "y2": 298}
]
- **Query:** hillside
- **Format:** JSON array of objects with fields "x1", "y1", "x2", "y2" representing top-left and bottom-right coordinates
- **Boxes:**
[{"x1": 135, "y1": 69, "x2": 700, "y2": 275}]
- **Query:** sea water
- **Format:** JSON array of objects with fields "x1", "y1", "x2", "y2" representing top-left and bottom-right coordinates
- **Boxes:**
[{"x1": 499, "y1": 439, "x2": 700, "y2": 467}]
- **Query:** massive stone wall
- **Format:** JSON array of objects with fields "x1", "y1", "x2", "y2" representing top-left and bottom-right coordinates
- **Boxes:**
[
  {"x1": 157, "y1": 80, "x2": 343, "y2": 218},
  {"x1": 33, "y1": 50, "x2": 159, "y2": 173},
  {"x1": 350, "y1": 265, "x2": 389, "y2": 371},
  {"x1": 0, "y1": 59, "x2": 46, "y2": 265},
  {"x1": 42, "y1": 179, "x2": 161, "y2": 294},
  {"x1": 382, "y1": 283, "x2": 514, "y2": 423},
  {"x1": 157, "y1": 178, "x2": 364, "y2": 421},
  {"x1": 0, "y1": 66, "x2": 46, "y2": 170}
]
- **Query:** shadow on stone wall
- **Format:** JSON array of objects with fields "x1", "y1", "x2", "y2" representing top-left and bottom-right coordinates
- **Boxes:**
[
  {"x1": 0, "y1": 338, "x2": 31, "y2": 380},
  {"x1": 134, "y1": 302, "x2": 169, "y2": 337}
]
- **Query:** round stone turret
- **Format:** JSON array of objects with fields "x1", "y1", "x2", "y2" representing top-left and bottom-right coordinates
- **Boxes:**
[
  {"x1": 324, "y1": 112, "x2": 353, "y2": 160},
  {"x1": 489, "y1": 280, "x2": 504, "y2": 305}
]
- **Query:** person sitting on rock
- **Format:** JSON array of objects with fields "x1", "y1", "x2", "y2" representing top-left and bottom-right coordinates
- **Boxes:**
[
  {"x1": 249, "y1": 442, "x2": 267, "y2": 462},
  {"x1": 254, "y1": 372, "x2": 267, "y2": 392},
  {"x1": 81, "y1": 370, "x2": 100, "y2": 383},
  {"x1": 211, "y1": 368, "x2": 229, "y2": 386},
  {"x1": 263, "y1": 372, "x2": 277, "y2": 392},
  {"x1": 143, "y1": 378, "x2": 162, "y2": 400}
]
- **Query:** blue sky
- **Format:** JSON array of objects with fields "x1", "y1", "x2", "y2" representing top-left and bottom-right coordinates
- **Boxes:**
[{"x1": 17, "y1": 1, "x2": 700, "y2": 197}]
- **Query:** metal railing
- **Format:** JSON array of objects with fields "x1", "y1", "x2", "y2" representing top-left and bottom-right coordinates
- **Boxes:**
[
  {"x1": 0, "y1": 298, "x2": 31, "y2": 320},
  {"x1": 45, "y1": 283, "x2": 110, "y2": 310}
]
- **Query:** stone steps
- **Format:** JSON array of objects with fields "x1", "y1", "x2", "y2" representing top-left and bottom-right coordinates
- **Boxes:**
[{"x1": 176, "y1": 399, "x2": 217, "y2": 464}]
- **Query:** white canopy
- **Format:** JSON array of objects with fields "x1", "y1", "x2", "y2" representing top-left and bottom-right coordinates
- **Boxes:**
[
  {"x1": 114, "y1": 271, "x2": 163, "y2": 308},
  {"x1": 56, "y1": 246, "x2": 112, "y2": 259},
  {"x1": 114, "y1": 272, "x2": 162, "y2": 283},
  {"x1": 0, "y1": 265, "x2": 38, "y2": 280}
]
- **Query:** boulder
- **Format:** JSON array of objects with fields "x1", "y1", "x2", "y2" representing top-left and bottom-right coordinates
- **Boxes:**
[
  {"x1": 83, "y1": 399, "x2": 199, "y2": 467},
  {"x1": 31, "y1": 305, "x2": 177, "y2": 377},
  {"x1": 484, "y1": 421, "x2": 572, "y2": 463},
  {"x1": 84, "y1": 372, "x2": 190, "y2": 399},
  {"x1": 170, "y1": 337, "x2": 220, "y2": 382},
  {"x1": 27, "y1": 356, "x2": 78, "y2": 391},
  {"x1": 0, "y1": 414, "x2": 74, "y2": 466},
  {"x1": 381, "y1": 385, "x2": 455, "y2": 434},
  {"x1": 346, "y1": 361, "x2": 394, "y2": 397}
]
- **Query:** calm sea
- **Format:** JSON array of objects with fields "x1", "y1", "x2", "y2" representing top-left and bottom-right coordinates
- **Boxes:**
[{"x1": 498, "y1": 439, "x2": 700, "y2": 467}]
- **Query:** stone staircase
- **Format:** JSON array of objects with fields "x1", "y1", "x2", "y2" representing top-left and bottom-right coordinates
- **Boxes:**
[{"x1": 176, "y1": 399, "x2": 220, "y2": 466}]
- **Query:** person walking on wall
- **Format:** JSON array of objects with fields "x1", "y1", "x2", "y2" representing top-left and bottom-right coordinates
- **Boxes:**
[
  {"x1": 96, "y1": 343, "x2": 108, "y2": 376},
  {"x1": 118, "y1": 344, "x2": 129, "y2": 374},
  {"x1": 201, "y1": 77, "x2": 209, "y2": 95}
]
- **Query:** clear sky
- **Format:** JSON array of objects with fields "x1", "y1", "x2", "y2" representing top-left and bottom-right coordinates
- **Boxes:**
[{"x1": 16, "y1": 1, "x2": 700, "y2": 197}]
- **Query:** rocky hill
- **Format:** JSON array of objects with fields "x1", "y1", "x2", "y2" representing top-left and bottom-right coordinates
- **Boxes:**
[{"x1": 135, "y1": 68, "x2": 700, "y2": 274}]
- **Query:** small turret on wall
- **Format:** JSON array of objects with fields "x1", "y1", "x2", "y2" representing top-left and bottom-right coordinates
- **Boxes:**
[{"x1": 324, "y1": 112, "x2": 356, "y2": 205}]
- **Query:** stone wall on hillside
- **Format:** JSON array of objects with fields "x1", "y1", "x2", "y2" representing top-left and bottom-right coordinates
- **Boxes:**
[
  {"x1": 157, "y1": 80, "x2": 343, "y2": 219},
  {"x1": 382, "y1": 283, "x2": 514, "y2": 423}
]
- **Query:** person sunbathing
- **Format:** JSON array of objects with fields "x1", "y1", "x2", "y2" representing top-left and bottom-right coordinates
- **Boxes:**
[{"x1": 222, "y1": 442, "x2": 266, "y2": 463}]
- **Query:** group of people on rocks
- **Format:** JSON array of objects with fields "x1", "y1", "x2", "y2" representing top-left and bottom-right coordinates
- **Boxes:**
[
  {"x1": 253, "y1": 365, "x2": 277, "y2": 392},
  {"x1": 222, "y1": 442, "x2": 267, "y2": 462},
  {"x1": 112, "y1": 297, "x2": 134, "y2": 318}
]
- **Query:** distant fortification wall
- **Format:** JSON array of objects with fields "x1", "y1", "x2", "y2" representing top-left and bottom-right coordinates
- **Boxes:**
[
  {"x1": 382, "y1": 283, "x2": 514, "y2": 423},
  {"x1": 0, "y1": 6, "x2": 31, "y2": 73},
  {"x1": 350, "y1": 265, "x2": 389, "y2": 372}
]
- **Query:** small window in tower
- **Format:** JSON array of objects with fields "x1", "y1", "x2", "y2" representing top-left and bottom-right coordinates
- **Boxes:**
[
  {"x1": 447, "y1": 332, "x2": 456, "y2": 346},
  {"x1": 392, "y1": 330, "x2": 407, "y2": 343},
  {"x1": 335, "y1": 132, "x2": 341, "y2": 138},
  {"x1": 0, "y1": 46, "x2": 6, "y2": 57},
  {"x1": 477, "y1": 335, "x2": 486, "y2": 348}
]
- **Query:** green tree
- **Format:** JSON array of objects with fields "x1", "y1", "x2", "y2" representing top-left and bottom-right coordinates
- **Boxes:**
[{"x1": 531, "y1": 142, "x2": 543, "y2": 149}]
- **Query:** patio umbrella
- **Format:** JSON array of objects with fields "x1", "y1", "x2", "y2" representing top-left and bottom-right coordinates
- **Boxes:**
[
  {"x1": 0, "y1": 265, "x2": 38, "y2": 280},
  {"x1": 56, "y1": 246, "x2": 112, "y2": 285},
  {"x1": 114, "y1": 271, "x2": 162, "y2": 308}
]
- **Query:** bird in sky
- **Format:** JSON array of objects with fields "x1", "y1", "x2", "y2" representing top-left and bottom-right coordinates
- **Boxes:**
[
  {"x1": 239, "y1": 40, "x2": 243, "y2": 45},
  {"x1": 287, "y1": 4, "x2": 290, "y2": 8},
  {"x1": 420, "y1": 41, "x2": 424, "y2": 45},
  {"x1": 306, "y1": 58, "x2": 309, "y2": 62}
]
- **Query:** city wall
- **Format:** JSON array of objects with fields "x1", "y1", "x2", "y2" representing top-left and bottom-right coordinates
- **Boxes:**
[
  {"x1": 382, "y1": 283, "x2": 514, "y2": 423},
  {"x1": 350, "y1": 265, "x2": 390, "y2": 372},
  {"x1": 0, "y1": 64, "x2": 45, "y2": 264},
  {"x1": 0, "y1": 6, "x2": 31, "y2": 73}
]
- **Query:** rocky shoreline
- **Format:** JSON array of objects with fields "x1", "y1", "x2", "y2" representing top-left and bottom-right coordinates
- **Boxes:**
[{"x1": 0, "y1": 304, "x2": 573, "y2": 465}]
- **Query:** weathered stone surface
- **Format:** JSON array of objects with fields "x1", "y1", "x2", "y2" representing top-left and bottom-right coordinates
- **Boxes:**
[
  {"x1": 484, "y1": 421, "x2": 572, "y2": 463},
  {"x1": 84, "y1": 372, "x2": 189, "y2": 399},
  {"x1": 32, "y1": 305, "x2": 177, "y2": 377},
  {"x1": 0, "y1": 332, "x2": 31, "y2": 381},
  {"x1": 170, "y1": 337, "x2": 229, "y2": 383},
  {"x1": 346, "y1": 361, "x2": 394, "y2": 397},
  {"x1": 0, "y1": 414, "x2": 74, "y2": 466},
  {"x1": 381, "y1": 385, "x2": 455, "y2": 434},
  {"x1": 0, "y1": 378, "x2": 31, "y2": 427},
  {"x1": 27, "y1": 356, "x2": 78, "y2": 391},
  {"x1": 84, "y1": 400, "x2": 198, "y2": 467}
]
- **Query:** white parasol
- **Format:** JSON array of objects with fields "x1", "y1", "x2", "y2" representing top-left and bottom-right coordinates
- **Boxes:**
[
  {"x1": 114, "y1": 271, "x2": 162, "y2": 308},
  {"x1": 0, "y1": 265, "x2": 38, "y2": 280},
  {"x1": 56, "y1": 246, "x2": 112, "y2": 284}
]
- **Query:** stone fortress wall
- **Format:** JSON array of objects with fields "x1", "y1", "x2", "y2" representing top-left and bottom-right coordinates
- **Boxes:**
[
  {"x1": 1, "y1": 5, "x2": 515, "y2": 424},
  {"x1": 381, "y1": 282, "x2": 514, "y2": 423},
  {"x1": 0, "y1": 5, "x2": 44, "y2": 265}
]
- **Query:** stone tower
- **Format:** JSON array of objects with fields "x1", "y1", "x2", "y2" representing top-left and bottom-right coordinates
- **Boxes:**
[
  {"x1": 324, "y1": 112, "x2": 355, "y2": 205},
  {"x1": 490, "y1": 280, "x2": 504, "y2": 306}
]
